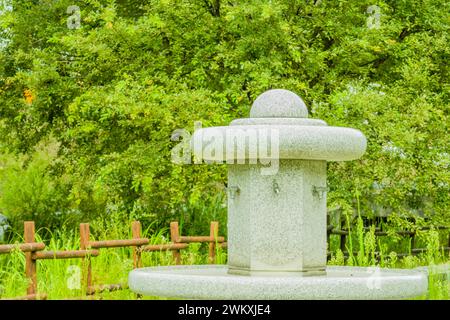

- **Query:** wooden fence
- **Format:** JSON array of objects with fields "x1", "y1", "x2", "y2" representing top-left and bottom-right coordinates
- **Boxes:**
[
  {"x1": 327, "y1": 225, "x2": 450, "y2": 259},
  {"x1": 0, "y1": 220, "x2": 226, "y2": 300},
  {"x1": 0, "y1": 219, "x2": 448, "y2": 300}
]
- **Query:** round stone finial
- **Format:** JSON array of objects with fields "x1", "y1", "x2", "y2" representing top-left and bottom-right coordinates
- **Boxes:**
[{"x1": 250, "y1": 89, "x2": 308, "y2": 118}]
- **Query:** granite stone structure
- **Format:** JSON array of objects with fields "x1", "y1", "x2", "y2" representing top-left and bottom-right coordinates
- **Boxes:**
[{"x1": 129, "y1": 89, "x2": 428, "y2": 299}]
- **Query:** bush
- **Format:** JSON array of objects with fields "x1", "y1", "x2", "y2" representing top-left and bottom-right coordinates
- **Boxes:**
[{"x1": 0, "y1": 139, "x2": 76, "y2": 235}]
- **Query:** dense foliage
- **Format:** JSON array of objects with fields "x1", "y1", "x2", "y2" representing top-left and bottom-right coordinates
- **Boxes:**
[{"x1": 0, "y1": 0, "x2": 448, "y2": 234}]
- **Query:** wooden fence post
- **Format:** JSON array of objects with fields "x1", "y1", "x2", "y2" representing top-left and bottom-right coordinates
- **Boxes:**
[
  {"x1": 24, "y1": 221, "x2": 37, "y2": 295},
  {"x1": 340, "y1": 219, "x2": 346, "y2": 253},
  {"x1": 131, "y1": 221, "x2": 142, "y2": 269},
  {"x1": 326, "y1": 215, "x2": 330, "y2": 249},
  {"x1": 132, "y1": 220, "x2": 143, "y2": 299},
  {"x1": 447, "y1": 231, "x2": 450, "y2": 249},
  {"x1": 80, "y1": 223, "x2": 92, "y2": 292},
  {"x1": 209, "y1": 221, "x2": 219, "y2": 264},
  {"x1": 170, "y1": 222, "x2": 181, "y2": 265}
]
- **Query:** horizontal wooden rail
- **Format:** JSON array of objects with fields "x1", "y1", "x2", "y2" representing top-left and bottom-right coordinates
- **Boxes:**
[
  {"x1": 411, "y1": 247, "x2": 450, "y2": 254},
  {"x1": 0, "y1": 242, "x2": 45, "y2": 254},
  {"x1": 327, "y1": 247, "x2": 450, "y2": 259},
  {"x1": 328, "y1": 229, "x2": 415, "y2": 236},
  {"x1": 63, "y1": 296, "x2": 101, "y2": 300},
  {"x1": 328, "y1": 229, "x2": 449, "y2": 236},
  {"x1": 32, "y1": 250, "x2": 99, "y2": 260},
  {"x1": 1, "y1": 293, "x2": 47, "y2": 300},
  {"x1": 178, "y1": 236, "x2": 225, "y2": 243},
  {"x1": 329, "y1": 225, "x2": 449, "y2": 236},
  {"x1": 142, "y1": 243, "x2": 189, "y2": 252},
  {"x1": 87, "y1": 284, "x2": 125, "y2": 295},
  {"x1": 89, "y1": 238, "x2": 149, "y2": 249}
]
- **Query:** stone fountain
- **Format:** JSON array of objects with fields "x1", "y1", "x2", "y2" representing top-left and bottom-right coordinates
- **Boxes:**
[{"x1": 129, "y1": 89, "x2": 427, "y2": 299}]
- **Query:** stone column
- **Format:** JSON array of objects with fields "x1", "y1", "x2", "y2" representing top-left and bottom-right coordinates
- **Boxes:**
[{"x1": 227, "y1": 160, "x2": 327, "y2": 276}]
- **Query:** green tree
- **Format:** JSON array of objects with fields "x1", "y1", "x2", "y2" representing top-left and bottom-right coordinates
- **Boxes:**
[{"x1": 0, "y1": 0, "x2": 448, "y2": 233}]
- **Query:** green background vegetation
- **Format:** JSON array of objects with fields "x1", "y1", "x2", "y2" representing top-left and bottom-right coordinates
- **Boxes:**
[
  {"x1": 0, "y1": 0, "x2": 448, "y2": 235},
  {"x1": 0, "y1": 0, "x2": 448, "y2": 299}
]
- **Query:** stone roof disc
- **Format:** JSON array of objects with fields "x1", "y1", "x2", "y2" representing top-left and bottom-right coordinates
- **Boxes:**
[{"x1": 191, "y1": 89, "x2": 367, "y2": 162}]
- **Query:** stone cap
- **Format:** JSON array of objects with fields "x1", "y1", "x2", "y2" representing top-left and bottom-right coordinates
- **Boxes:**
[{"x1": 250, "y1": 89, "x2": 308, "y2": 118}]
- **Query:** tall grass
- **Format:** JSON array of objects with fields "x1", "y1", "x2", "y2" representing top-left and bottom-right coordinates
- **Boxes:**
[
  {"x1": 0, "y1": 216, "x2": 228, "y2": 300},
  {"x1": 328, "y1": 214, "x2": 449, "y2": 300},
  {"x1": 0, "y1": 209, "x2": 448, "y2": 299}
]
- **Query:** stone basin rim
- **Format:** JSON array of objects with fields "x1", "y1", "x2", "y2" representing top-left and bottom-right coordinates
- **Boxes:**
[{"x1": 128, "y1": 265, "x2": 428, "y2": 300}]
